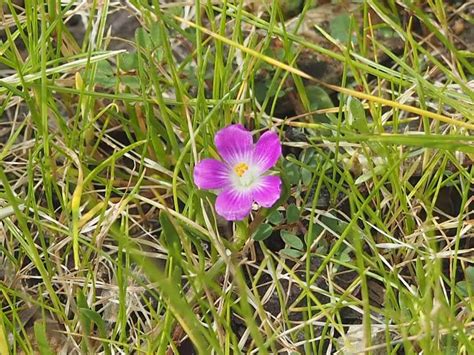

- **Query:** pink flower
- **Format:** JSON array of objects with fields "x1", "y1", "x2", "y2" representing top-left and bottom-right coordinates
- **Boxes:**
[{"x1": 194, "y1": 124, "x2": 282, "y2": 221}]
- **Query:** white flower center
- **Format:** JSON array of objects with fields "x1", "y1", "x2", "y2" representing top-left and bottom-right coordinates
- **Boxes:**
[{"x1": 231, "y1": 161, "x2": 260, "y2": 190}]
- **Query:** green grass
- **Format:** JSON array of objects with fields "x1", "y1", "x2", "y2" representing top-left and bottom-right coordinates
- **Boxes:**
[{"x1": 0, "y1": 0, "x2": 473, "y2": 353}]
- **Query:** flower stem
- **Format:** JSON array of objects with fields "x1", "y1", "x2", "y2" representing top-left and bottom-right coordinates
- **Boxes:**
[{"x1": 234, "y1": 219, "x2": 249, "y2": 250}]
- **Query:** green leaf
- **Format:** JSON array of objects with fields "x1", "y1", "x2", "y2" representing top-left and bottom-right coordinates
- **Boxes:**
[
  {"x1": 253, "y1": 223, "x2": 273, "y2": 241},
  {"x1": 34, "y1": 322, "x2": 54, "y2": 355},
  {"x1": 96, "y1": 60, "x2": 114, "y2": 76},
  {"x1": 77, "y1": 290, "x2": 88, "y2": 309},
  {"x1": 354, "y1": 165, "x2": 385, "y2": 185},
  {"x1": 80, "y1": 309, "x2": 105, "y2": 334},
  {"x1": 348, "y1": 97, "x2": 369, "y2": 133},
  {"x1": 301, "y1": 148, "x2": 318, "y2": 166},
  {"x1": 135, "y1": 27, "x2": 152, "y2": 49},
  {"x1": 340, "y1": 134, "x2": 474, "y2": 154},
  {"x1": 320, "y1": 215, "x2": 347, "y2": 233},
  {"x1": 119, "y1": 52, "x2": 138, "y2": 71},
  {"x1": 254, "y1": 79, "x2": 285, "y2": 104},
  {"x1": 338, "y1": 248, "x2": 352, "y2": 263},
  {"x1": 93, "y1": 61, "x2": 115, "y2": 88},
  {"x1": 160, "y1": 213, "x2": 182, "y2": 259},
  {"x1": 77, "y1": 290, "x2": 111, "y2": 355},
  {"x1": 280, "y1": 248, "x2": 303, "y2": 258},
  {"x1": 458, "y1": 266, "x2": 474, "y2": 296},
  {"x1": 329, "y1": 13, "x2": 351, "y2": 43},
  {"x1": 301, "y1": 168, "x2": 312, "y2": 186},
  {"x1": 131, "y1": 251, "x2": 208, "y2": 352},
  {"x1": 456, "y1": 281, "x2": 469, "y2": 297},
  {"x1": 263, "y1": 46, "x2": 285, "y2": 61},
  {"x1": 315, "y1": 239, "x2": 328, "y2": 254},
  {"x1": 306, "y1": 85, "x2": 333, "y2": 111},
  {"x1": 281, "y1": 230, "x2": 304, "y2": 250},
  {"x1": 306, "y1": 85, "x2": 333, "y2": 124},
  {"x1": 267, "y1": 211, "x2": 283, "y2": 225},
  {"x1": 286, "y1": 203, "x2": 300, "y2": 224},
  {"x1": 254, "y1": 81, "x2": 268, "y2": 103},
  {"x1": 80, "y1": 309, "x2": 110, "y2": 355},
  {"x1": 283, "y1": 158, "x2": 300, "y2": 185},
  {"x1": 95, "y1": 76, "x2": 116, "y2": 88},
  {"x1": 121, "y1": 75, "x2": 140, "y2": 89},
  {"x1": 150, "y1": 22, "x2": 162, "y2": 47}
]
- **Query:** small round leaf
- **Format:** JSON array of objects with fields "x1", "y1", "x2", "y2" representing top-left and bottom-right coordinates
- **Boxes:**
[
  {"x1": 280, "y1": 248, "x2": 303, "y2": 258},
  {"x1": 253, "y1": 223, "x2": 273, "y2": 241},
  {"x1": 286, "y1": 203, "x2": 300, "y2": 224},
  {"x1": 281, "y1": 230, "x2": 304, "y2": 250}
]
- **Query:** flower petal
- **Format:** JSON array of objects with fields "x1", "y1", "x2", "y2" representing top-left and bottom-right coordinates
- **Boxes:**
[
  {"x1": 214, "y1": 124, "x2": 253, "y2": 164},
  {"x1": 252, "y1": 175, "x2": 281, "y2": 208},
  {"x1": 253, "y1": 131, "x2": 281, "y2": 172},
  {"x1": 215, "y1": 189, "x2": 253, "y2": 221},
  {"x1": 193, "y1": 159, "x2": 230, "y2": 190}
]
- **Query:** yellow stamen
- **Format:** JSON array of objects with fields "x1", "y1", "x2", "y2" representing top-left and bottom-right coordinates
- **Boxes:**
[{"x1": 234, "y1": 162, "x2": 249, "y2": 177}]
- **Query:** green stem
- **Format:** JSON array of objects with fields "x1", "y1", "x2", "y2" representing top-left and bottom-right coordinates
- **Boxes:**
[{"x1": 234, "y1": 219, "x2": 249, "y2": 250}]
